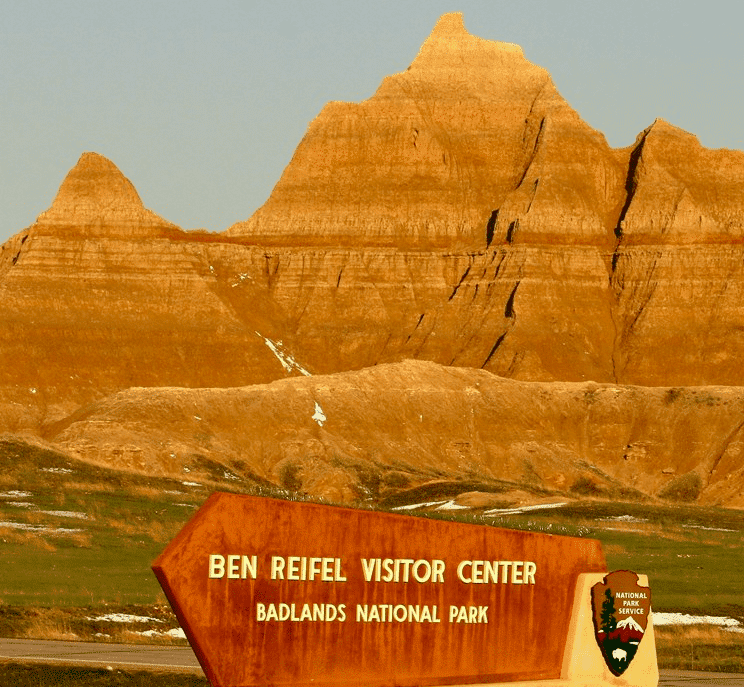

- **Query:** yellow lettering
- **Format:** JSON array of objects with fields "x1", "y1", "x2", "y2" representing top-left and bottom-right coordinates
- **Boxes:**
[
  {"x1": 457, "y1": 560, "x2": 472, "y2": 583},
  {"x1": 483, "y1": 560, "x2": 499, "y2": 583},
  {"x1": 209, "y1": 554, "x2": 225, "y2": 579},
  {"x1": 361, "y1": 558, "x2": 376, "y2": 581},
  {"x1": 524, "y1": 561, "x2": 536, "y2": 585},
  {"x1": 511, "y1": 561, "x2": 523, "y2": 584},
  {"x1": 471, "y1": 560, "x2": 484, "y2": 584},
  {"x1": 271, "y1": 556, "x2": 286, "y2": 580},
  {"x1": 287, "y1": 557, "x2": 300, "y2": 580},
  {"x1": 241, "y1": 555, "x2": 257, "y2": 579}
]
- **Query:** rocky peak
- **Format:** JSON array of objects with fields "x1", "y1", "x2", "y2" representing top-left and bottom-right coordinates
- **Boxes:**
[
  {"x1": 616, "y1": 118, "x2": 744, "y2": 243},
  {"x1": 409, "y1": 12, "x2": 538, "y2": 84},
  {"x1": 427, "y1": 11, "x2": 469, "y2": 38},
  {"x1": 34, "y1": 152, "x2": 177, "y2": 235},
  {"x1": 227, "y1": 13, "x2": 608, "y2": 248}
]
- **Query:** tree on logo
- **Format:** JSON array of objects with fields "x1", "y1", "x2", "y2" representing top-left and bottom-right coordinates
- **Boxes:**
[{"x1": 600, "y1": 588, "x2": 616, "y2": 634}]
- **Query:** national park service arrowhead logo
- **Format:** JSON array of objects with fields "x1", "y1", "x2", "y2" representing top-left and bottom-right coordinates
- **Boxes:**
[{"x1": 591, "y1": 570, "x2": 651, "y2": 676}]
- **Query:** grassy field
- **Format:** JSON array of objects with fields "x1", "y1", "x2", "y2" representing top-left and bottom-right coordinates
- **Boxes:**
[
  {"x1": 655, "y1": 625, "x2": 744, "y2": 672},
  {"x1": 0, "y1": 663, "x2": 208, "y2": 686},
  {"x1": 0, "y1": 438, "x2": 277, "y2": 608},
  {"x1": 1, "y1": 438, "x2": 742, "y2": 672},
  {"x1": 472, "y1": 501, "x2": 744, "y2": 618}
]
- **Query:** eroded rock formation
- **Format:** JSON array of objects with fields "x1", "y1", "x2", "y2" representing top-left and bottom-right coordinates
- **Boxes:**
[
  {"x1": 0, "y1": 154, "x2": 308, "y2": 426},
  {"x1": 45, "y1": 361, "x2": 744, "y2": 508},
  {"x1": 34, "y1": 152, "x2": 178, "y2": 236},
  {"x1": 2, "y1": 13, "x2": 744, "y2": 506},
  {"x1": 228, "y1": 12, "x2": 626, "y2": 250}
]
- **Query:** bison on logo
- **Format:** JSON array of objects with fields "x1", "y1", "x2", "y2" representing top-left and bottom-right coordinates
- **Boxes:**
[{"x1": 591, "y1": 570, "x2": 651, "y2": 676}]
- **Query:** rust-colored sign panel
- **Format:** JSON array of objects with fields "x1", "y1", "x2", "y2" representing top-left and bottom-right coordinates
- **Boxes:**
[{"x1": 152, "y1": 494, "x2": 606, "y2": 687}]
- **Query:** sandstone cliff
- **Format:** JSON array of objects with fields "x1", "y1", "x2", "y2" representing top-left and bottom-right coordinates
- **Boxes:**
[
  {"x1": 44, "y1": 361, "x2": 744, "y2": 509},
  {"x1": 0, "y1": 154, "x2": 314, "y2": 426},
  {"x1": 34, "y1": 152, "x2": 178, "y2": 236},
  {"x1": 2, "y1": 14, "x2": 744, "y2": 508},
  {"x1": 222, "y1": 13, "x2": 744, "y2": 386},
  {"x1": 228, "y1": 13, "x2": 626, "y2": 250}
]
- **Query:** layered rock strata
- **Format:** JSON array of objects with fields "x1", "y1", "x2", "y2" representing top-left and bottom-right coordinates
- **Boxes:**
[
  {"x1": 33, "y1": 152, "x2": 178, "y2": 236},
  {"x1": 225, "y1": 13, "x2": 744, "y2": 386},
  {"x1": 2, "y1": 11, "x2": 744, "y2": 440},
  {"x1": 0, "y1": 155, "x2": 309, "y2": 426},
  {"x1": 228, "y1": 12, "x2": 626, "y2": 250},
  {"x1": 46, "y1": 361, "x2": 744, "y2": 508}
]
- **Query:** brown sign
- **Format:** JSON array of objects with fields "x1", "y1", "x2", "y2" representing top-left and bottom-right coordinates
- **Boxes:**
[
  {"x1": 153, "y1": 494, "x2": 606, "y2": 687},
  {"x1": 591, "y1": 571, "x2": 651, "y2": 676}
]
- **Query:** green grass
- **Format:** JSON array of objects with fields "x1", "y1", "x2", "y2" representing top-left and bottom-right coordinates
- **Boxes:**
[
  {"x1": 0, "y1": 664, "x2": 207, "y2": 686},
  {"x1": 0, "y1": 439, "x2": 280, "y2": 607},
  {"x1": 0, "y1": 441, "x2": 201, "y2": 606},
  {"x1": 0, "y1": 545, "x2": 166, "y2": 607},
  {"x1": 409, "y1": 499, "x2": 744, "y2": 618},
  {"x1": 1, "y1": 439, "x2": 743, "y2": 673},
  {"x1": 656, "y1": 626, "x2": 744, "y2": 672}
]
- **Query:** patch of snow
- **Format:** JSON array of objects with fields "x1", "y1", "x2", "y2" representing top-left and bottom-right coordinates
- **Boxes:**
[
  {"x1": 437, "y1": 501, "x2": 470, "y2": 511},
  {"x1": 601, "y1": 527, "x2": 646, "y2": 534},
  {"x1": 41, "y1": 467, "x2": 73, "y2": 474},
  {"x1": 30, "y1": 388, "x2": 37, "y2": 394},
  {"x1": 136, "y1": 628, "x2": 186, "y2": 639},
  {"x1": 392, "y1": 501, "x2": 448, "y2": 511},
  {"x1": 8, "y1": 502, "x2": 35, "y2": 508},
  {"x1": 90, "y1": 613, "x2": 163, "y2": 624},
  {"x1": 485, "y1": 502, "x2": 568, "y2": 516},
  {"x1": 687, "y1": 525, "x2": 737, "y2": 533},
  {"x1": 182, "y1": 466, "x2": 190, "y2": 472},
  {"x1": 95, "y1": 633, "x2": 111, "y2": 638},
  {"x1": 312, "y1": 401, "x2": 326, "y2": 427},
  {"x1": 163, "y1": 490, "x2": 184, "y2": 496},
  {"x1": 40, "y1": 510, "x2": 89, "y2": 520},
  {"x1": 231, "y1": 273, "x2": 253, "y2": 288},
  {"x1": 602, "y1": 515, "x2": 648, "y2": 523},
  {"x1": 174, "y1": 503, "x2": 198, "y2": 509},
  {"x1": 0, "y1": 521, "x2": 82, "y2": 534},
  {"x1": 182, "y1": 481, "x2": 202, "y2": 487},
  {"x1": 194, "y1": 415, "x2": 202, "y2": 421},
  {"x1": 256, "y1": 331, "x2": 311, "y2": 376},
  {"x1": 652, "y1": 612, "x2": 741, "y2": 628},
  {"x1": 0, "y1": 491, "x2": 32, "y2": 499},
  {"x1": 223, "y1": 471, "x2": 239, "y2": 481}
]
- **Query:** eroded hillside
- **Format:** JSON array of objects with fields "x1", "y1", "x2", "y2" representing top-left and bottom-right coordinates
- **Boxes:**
[
  {"x1": 1, "y1": 13, "x2": 743, "y2": 507},
  {"x1": 40, "y1": 361, "x2": 744, "y2": 509}
]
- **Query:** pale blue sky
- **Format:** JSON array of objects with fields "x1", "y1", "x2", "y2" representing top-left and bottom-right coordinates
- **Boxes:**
[{"x1": 2, "y1": 1, "x2": 742, "y2": 243}]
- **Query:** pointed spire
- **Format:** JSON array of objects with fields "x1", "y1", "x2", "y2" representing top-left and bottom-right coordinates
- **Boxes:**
[
  {"x1": 428, "y1": 12, "x2": 469, "y2": 38},
  {"x1": 408, "y1": 12, "x2": 542, "y2": 86},
  {"x1": 35, "y1": 152, "x2": 177, "y2": 234}
]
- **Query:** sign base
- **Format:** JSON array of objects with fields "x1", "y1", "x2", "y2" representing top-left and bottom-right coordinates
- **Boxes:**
[{"x1": 448, "y1": 573, "x2": 658, "y2": 687}]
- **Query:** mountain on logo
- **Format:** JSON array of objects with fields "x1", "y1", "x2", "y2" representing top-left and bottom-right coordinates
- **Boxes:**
[{"x1": 617, "y1": 616, "x2": 644, "y2": 633}]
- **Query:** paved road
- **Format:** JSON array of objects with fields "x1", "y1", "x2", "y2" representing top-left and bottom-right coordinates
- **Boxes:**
[
  {"x1": 660, "y1": 671, "x2": 744, "y2": 686},
  {"x1": 1, "y1": 638, "x2": 743, "y2": 684},
  {"x1": 0, "y1": 637, "x2": 203, "y2": 673}
]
